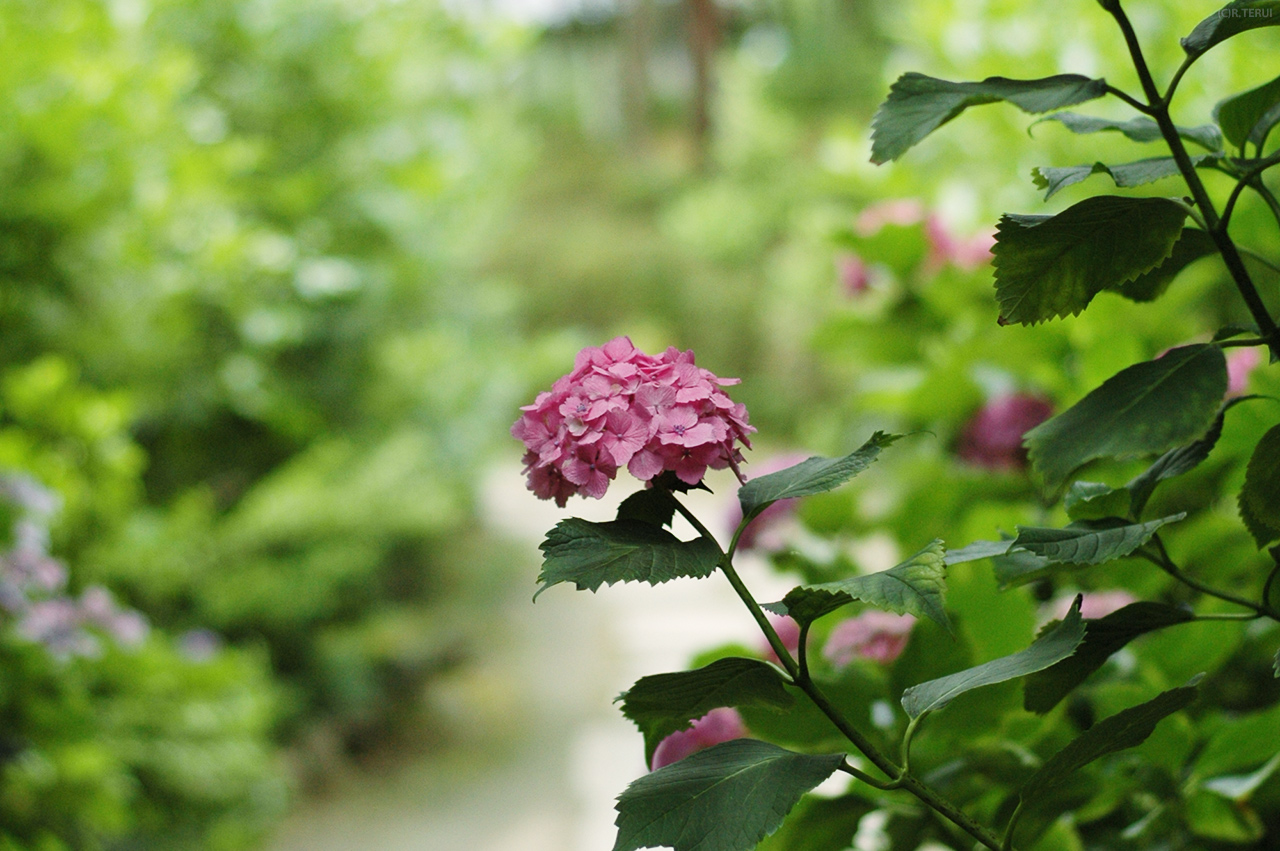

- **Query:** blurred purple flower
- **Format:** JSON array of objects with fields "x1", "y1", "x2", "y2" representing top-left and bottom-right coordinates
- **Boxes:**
[
  {"x1": 179, "y1": 628, "x2": 222, "y2": 662},
  {"x1": 957, "y1": 393, "x2": 1054, "y2": 471},
  {"x1": 823, "y1": 611, "x2": 916, "y2": 667},
  {"x1": 650, "y1": 707, "x2": 748, "y2": 771}
]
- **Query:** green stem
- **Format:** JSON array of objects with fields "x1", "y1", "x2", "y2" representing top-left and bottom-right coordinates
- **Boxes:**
[
  {"x1": 1142, "y1": 534, "x2": 1280, "y2": 620},
  {"x1": 1107, "y1": 1, "x2": 1280, "y2": 359},
  {"x1": 1002, "y1": 799, "x2": 1027, "y2": 851}
]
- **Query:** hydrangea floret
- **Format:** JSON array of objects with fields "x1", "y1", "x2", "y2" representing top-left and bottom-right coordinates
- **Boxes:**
[{"x1": 512, "y1": 336, "x2": 755, "y2": 506}]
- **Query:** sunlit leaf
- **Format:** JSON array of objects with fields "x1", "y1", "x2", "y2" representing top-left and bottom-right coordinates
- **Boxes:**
[
  {"x1": 536, "y1": 518, "x2": 720, "y2": 598},
  {"x1": 768, "y1": 540, "x2": 950, "y2": 632},
  {"x1": 1032, "y1": 112, "x2": 1223, "y2": 151},
  {"x1": 871, "y1": 73, "x2": 1107, "y2": 163},
  {"x1": 1025, "y1": 345, "x2": 1227, "y2": 489},
  {"x1": 738, "y1": 432, "x2": 900, "y2": 518},
  {"x1": 618, "y1": 658, "x2": 795, "y2": 765},
  {"x1": 1020, "y1": 678, "x2": 1200, "y2": 803},
  {"x1": 612, "y1": 739, "x2": 845, "y2": 851},
  {"x1": 900, "y1": 598, "x2": 1084, "y2": 718},
  {"x1": 1239, "y1": 424, "x2": 1280, "y2": 548},
  {"x1": 993, "y1": 196, "x2": 1188, "y2": 325},
  {"x1": 1024, "y1": 603, "x2": 1195, "y2": 713},
  {"x1": 1182, "y1": 0, "x2": 1280, "y2": 59}
]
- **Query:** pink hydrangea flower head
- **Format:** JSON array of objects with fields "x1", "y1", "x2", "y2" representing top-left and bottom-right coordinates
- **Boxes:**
[
  {"x1": 823, "y1": 611, "x2": 916, "y2": 667},
  {"x1": 1227, "y1": 347, "x2": 1262, "y2": 397},
  {"x1": 650, "y1": 707, "x2": 748, "y2": 771},
  {"x1": 513, "y1": 337, "x2": 755, "y2": 506},
  {"x1": 837, "y1": 252, "x2": 872, "y2": 297},
  {"x1": 957, "y1": 393, "x2": 1054, "y2": 471}
]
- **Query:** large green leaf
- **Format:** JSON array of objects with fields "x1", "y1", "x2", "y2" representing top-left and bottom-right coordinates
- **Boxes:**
[
  {"x1": 1182, "y1": 1, "x2": 1280, "y2": 59},
  {"x1": 737, "y1": 432, "x2": 899, "y2": 519},
  {"x1": 1239, "y1": 424, "x2": 1280, "y2": 548},
  {"x1": 1019, "y1": 679, "x2": 1200, "y2": 804},
  {"x1": 618, "y1": 658, "x2": 795, "y2": 765},
  {"x1": 870, "y1": 73, "x2": 1107, "y2": 164},
  {"x1": 1032, "y1": 155, "x2": 1219, "y2": 201},
  {"x1": 766, "y1": 540, "x2": 950, "y2": 632},
  {"x1": 1024, "y1": 344, "x2": 1228, "y2": 489},
  {"x1": 1024, "y1": 602, "x2": 1195, "y2": 713},
  {"x1": 993, "y1": 196, "x2": 1189, "y2": 325},
  {"x1": 1009, "y1": 514, "x2": 1184, "y2": 565},
  {"x1": 900, "y1": 599, "x2": 1084, "y2": 718},
  {"x1": 1115, "y1": 227, "x2": 1218, "y2": 303},
  {"x1": 536, "y1": 518, "x2": 721, "y2": 597},
  {"x1": 1032, "y1": 112, "x2": 1223, "y2": 151},
  {"x1": 1215, "y1": 73, "x2": 1280, "y2": 150},
  {"x1": 612, "y1": 739, "x2": 845, "y2": 851}
]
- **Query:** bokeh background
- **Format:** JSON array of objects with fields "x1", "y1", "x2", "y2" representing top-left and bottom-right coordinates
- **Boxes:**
[{"x1": 1, "y1": 0, "x2": 1277, "y2": 849}]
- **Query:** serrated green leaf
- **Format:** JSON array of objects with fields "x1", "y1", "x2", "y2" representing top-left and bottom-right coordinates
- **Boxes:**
[
  {"x1": 1032, "y1": 155, "x2": 1219, "y2": 201},
  {"x1": 612, "y1": 739, "x2": 845, "y2": 851},
  {"x1": 770, "y1": 540, "x2": 950, "y2": 632},
  {"x1": 1025, "y1": 344, "x2": 1228, "y2": 489},
  {"x1": 1239, "y1": 424, "x2": 1280, "y2": 548},
  {"x1": 900, "y1": 598, "x2": 1085, "y2": 718},
  {"x1": 870, "y1": 73, "x2": 1107, "y2": 164},
  {"x1": 993, "y1": 196, "x2": 1188, "y2": 325},
  {"x1": 618, "y1": 658, "x2": 795, "y2": 766},
  {"x1": 1064, "y1": 482, "x2": 1132, "y2": 521},
  {"x1": 1215, "y1": 73, "x2": 1280, "y2": 149},
  {"x1": 1010, "y1": 515, "x2": 1184, "y2": 565},
  {"x1": 1182, "y1": 1, "x2": 1280, "y2": 59},
  {"x1": 738, "y1": 432, "x2": 900, "y2": 518},
  {"x1": 756, "y1": 794, "x2": 876, "y2": 851},
  {"x1": 1019, "y1": 678, "x2": 1200, "y2": 804},
  {"x1": 617, "y1": 488, "x2": 677, "y2": 528},
  {"x1": 1032, "y1": 112, "x2": 1223, "y2": 151},
  {"x1": 1024, "y1": 603, "x2": 1195, "y2": 713},
  {"x1": 1126, "y1": 396, "x2": 1256, "y2": 516},
  {"x1": 1116, "y1": 228, "x2": 1218, "y2": 303},
  {"x1": 536, "y1": 518, "x2": 721, "y2": 598}
]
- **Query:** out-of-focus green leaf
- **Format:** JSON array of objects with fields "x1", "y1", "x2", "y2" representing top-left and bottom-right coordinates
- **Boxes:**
[
  {"x1": 1239, "y1": 424, "x2": 1280, "y2": 547},
  {"x1": 1215, "y1": 73, "x2": 1280, "y2": 149},
  {"x1": 900, "y1": 598, "x2": 1084, "y2": 718},
  {"x1": 1202, "y1": 752, "x2": 1280, "y2": 801},
  {"x1": 617, "y1": 658, "x2": 795, "y2": 765},
  {"x1": 871, "y1": 73, "x2": 1107, "y2": 163},
  {"x1": 993, "y1": 196, "x2": 1188, "y2": 325},
  {"x1": 612, "y1": 740, "x2": 844, "y2": 851},
  {"x1": 1025, "y1": 345, "x2": 1227, "y2": 489},
  {"x1": 536, "y1": 519, "x2": 721, "y2": 598}
]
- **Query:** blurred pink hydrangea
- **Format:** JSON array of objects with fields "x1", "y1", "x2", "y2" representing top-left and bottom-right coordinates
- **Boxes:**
[
  {"x1": 957, "y1": 393, "x2": 1054, "y2": 471},
  {"x1": 855, "y1": 199, "x2": 925, "y2": 235},
  {"x1": 823, "y1": 611, "x2": 916, "y2": 667},
  {"x1": 1048, "y1": 590, "x2": 1136, "y2": 621},
  {"x1": 650, "y1": 707, "x2": 748, "y2": 771},
  {"x1": 513, "y1": 337, "x2": 755, "y2": 506},
  {"x1": 1227, "y1": 347, "x2": 1262, "y2": 397},
  {"x1": 837, "y1": 253, "x2": 873, "y2": 297},
  {"x1": 924, "y1": 214, "x2": 996, "y2": 273}
]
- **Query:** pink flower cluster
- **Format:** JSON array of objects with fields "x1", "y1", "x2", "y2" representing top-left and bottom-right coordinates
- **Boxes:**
[
  {"x1": 513, "y1": 337, "x2": 755, "y2": 506},
  {"x1": 823, "y1": 611, "x2": 916, "y2": 667},
  {"x1": 650, "y1": 707, "x2": 747, "y2": 771},
  {"x1": 957, "y1": 393, "x2": 1054, "y2": 471}
]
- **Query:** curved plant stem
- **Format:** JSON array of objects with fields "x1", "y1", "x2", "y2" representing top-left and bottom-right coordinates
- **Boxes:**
[
  {"x1": 1107, "y1": 1, "x2": 1280, "y2": 359},
  {"x1": 1141, "y1": 533, "x2": 1280, "y2": 620},
  {"x1": 1002, "y1": 799, "x2": 1027, "y2": 851}
]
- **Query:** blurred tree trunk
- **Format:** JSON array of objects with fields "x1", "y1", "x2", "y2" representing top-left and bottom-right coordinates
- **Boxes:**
[
  {"x1": 621, "y1": 0, "x2": 654, "y2": 149},
  {"x1": 688, "y1": 0, "x2": 720, "y2": 169}
]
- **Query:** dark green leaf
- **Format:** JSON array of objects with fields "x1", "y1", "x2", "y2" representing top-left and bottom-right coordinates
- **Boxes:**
[
  {"x1": 1009, "y1": 514, "x2": 1184, "y2": 565},
  {"x1": 1064, "y1": 481, "x2": 1132, "y2": 521},
  {"x1": 1274, "y1": 645, "x2": 1279, "y2": 678},
  {"x1": 770, "y1": 540, "x2": 950, "y2": 632},
  {"x1": 617, "y1": 488, "x2": 677, "y2": 528},
  {"x1": 1024, "y1": 602, "x2": 1195, "y2": 713},
  {"x1": 1126, "y1": 396, "x2": 1256, "y2": 516},
  {"x1": 612, "y1": 739, "x2": 845, "y2": 851},
  {"x1": 900, "y1": 598, "x2": 1085, "y2": 718},
  {"x1": 618, "y1": 658, "x2": 795, "y2": 765},
  {"x1": 1020, "y1": 678, "x2": 1200, "y2": 803},
  {"x1": 1032, "y1": 155, "x2": 1219, "y2": 201},
  {"x1": 1032, "y1": 112, "x2": 1223, "y2": 151},
  {"x1": 1116, "y1": 228, "x2": 1218, "y2": 303},
  {"x1": 871, "y1": 73, "x2": 1107, "y2": 164},
  {"x1": 1215, "y1": 73, "x2": 1280, "y2": 149},
  {"x1": 1024, "y1": 344, "x2": 1228, "y2": 489},
  {"x1": 1182, "y1": 1, "x2": 1280, "y2": 59},
  {"x1": 993, "y1": 196, "x2": 1189, "y2": 325},
  {"x1": 738, "y1": 432, "x2": 899, "y2": 518},
  {"x1": 756, "y1": 794, "x2": 875, "y2": 851},
  {"x1": 1239, "y1": 424, "x2": 1280, "y2": 548},
  {"x1": 536, "y1": 518, "x2": 721, "y2": 598}
]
